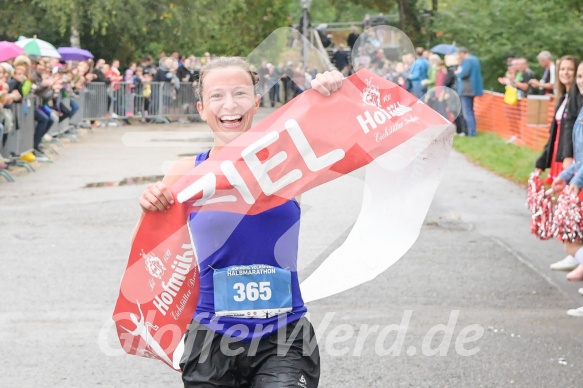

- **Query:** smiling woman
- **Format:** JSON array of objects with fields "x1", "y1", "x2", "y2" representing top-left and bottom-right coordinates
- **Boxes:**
[
  {"x1": 195, "y1": 57, "x2": 261, "y2": 150},
  {"x1": 136, "y1": 56, "x2": 343, "y2": 387}
]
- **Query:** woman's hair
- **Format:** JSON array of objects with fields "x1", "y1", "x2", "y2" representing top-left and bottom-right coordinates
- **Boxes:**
[
  {"x1": 196, "y1": 57, "x2": 258, "y2": 102},
  {"x1": 13, "y1": 55, "x2": 31, "y2": 68},
  {"x1": 429, "y1": 54, "x2": 442, "y2": 65},
  {"x1": 555, "y1": 55, "x2": 578, "y2": 108}
]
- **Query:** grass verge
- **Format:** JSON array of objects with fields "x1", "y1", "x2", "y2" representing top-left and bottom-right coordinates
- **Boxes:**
[{"x1": 453, "y1": 132, "x2": 540, "y2": 186}]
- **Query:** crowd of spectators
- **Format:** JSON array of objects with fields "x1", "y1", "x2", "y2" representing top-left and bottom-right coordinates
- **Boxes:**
[
  {"x1": 331, "y1": 26, "x2": 484, "y2": 137},
  {"x1": 0, "y1": 46, "x2": 330, "y2": 172},
  {"x1": 0, "y1": 51, "x2": 220, "y2": 168}
]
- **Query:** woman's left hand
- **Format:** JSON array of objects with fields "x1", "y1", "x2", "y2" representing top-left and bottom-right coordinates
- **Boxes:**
[
  {"x1": 310, "y1": 70, "x2": 343, "y2": 96},
  {"x1": 569, "y1": 184, "x2": 580, "y2": 197}
]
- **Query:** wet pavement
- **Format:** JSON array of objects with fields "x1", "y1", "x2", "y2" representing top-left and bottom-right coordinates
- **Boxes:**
[{"x1": 1, "y1": 109, "x2": 582, "y2": 387}]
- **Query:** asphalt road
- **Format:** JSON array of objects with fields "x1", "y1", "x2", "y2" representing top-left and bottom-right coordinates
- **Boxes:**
[{"x1": 1, "y1": 110, "x2": 582, "y2": 388}]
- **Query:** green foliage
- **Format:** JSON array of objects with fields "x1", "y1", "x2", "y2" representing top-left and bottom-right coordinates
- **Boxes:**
[
  {"x1": 433, "y1": 0, "x2": 583, "y2": 91},
  {"x1": 2, "y1": 0, "x2": 580, "y2": 83},
  {"x1": 326, "y1": 0, "x2": 424, "y2": 45},
  {"x1": 0, "y1": 0, "x2": 289, "y2": 65},
  {"x1": 289, "y1": 0, "x2": 384, "y2": 24},
  {"x1": 453, "y1": 132, "x2": 540, "y2": 185}
]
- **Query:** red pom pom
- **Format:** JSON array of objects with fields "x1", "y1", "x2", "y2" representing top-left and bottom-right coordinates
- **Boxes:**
[
  {"x1": 527, "y1": 175, "x2": 554, "y2": 240},
  {"x1": 551, "y1": 188, "x2": 583, "y2": 242}
]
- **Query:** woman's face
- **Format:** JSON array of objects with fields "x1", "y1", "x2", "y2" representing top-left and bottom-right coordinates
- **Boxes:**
[
  {"x1": 196, "y1": 66, "x2": 260, "y2": 147},
  {"x1": 13, "y1": 66, "x2": 27, "y2": 83},
  {"x1": 577, "y1": 63, "x2": 583, "y2": 95},
  {"x1": 558, "y1": 59, "x2": 575, "y2": 88},
  {"x1": 77, "y1": 61, "x2": 88, "y2": 75}
]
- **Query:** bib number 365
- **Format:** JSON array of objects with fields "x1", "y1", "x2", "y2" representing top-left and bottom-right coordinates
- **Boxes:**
[
  {"x1": 213, "y1": 264, "x2": 293, "y2": 318},
  {"x1": 233, "y1": 282, "x2": 272, "y2": 302}
]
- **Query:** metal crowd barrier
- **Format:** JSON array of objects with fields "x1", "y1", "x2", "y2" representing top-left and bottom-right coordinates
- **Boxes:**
[
  {"x1": 0, "y1": 96, "x2": 37, "y2": 160},
  {"x1": 1, "y1": 82, "x2": 199, "y2": 181},
  {"x1": 83, "y1": 83, "x2": 110, "y2": 120},
  {"x1": 49, "y1": 97, "x2": 72, "y2": 138},
  {"x1": 79, "y1": 81, "x2": 198, "y2": 121},
  {"x1": 0, "y1": 108, "x2": 17, "y2": 160},
  {"x1": 15, "y1": 98, "x2": 36, "y2": 155}
]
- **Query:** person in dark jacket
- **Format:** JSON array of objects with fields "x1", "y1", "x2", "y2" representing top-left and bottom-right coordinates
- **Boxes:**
[
  {"x1": 331, "y1": 44, "x2": 349, "y2": 75},
  {"x1": 346, "y1": 26, "x2": 360, "y2": 52},
  {"x1": 177, "y1": 56, "x2": 200, "y2": 84},
  {"x1": 534, "y1": 56, "x2": 578, "y2": 179},
  {"x1": 91, "y1": 59, "x2": 111, "y2": 85},
  {"x1": 443, "y1": 54, "x2": 466, "y2": 135}
]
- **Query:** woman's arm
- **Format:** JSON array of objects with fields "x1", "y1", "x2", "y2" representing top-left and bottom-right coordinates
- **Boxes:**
[{"x1": 132, "y1": 157, "x2": 195, "y2": 242}]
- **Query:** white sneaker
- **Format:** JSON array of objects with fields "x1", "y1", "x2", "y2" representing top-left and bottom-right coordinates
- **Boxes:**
[
  {"x1": 33, "y1": 150, "x2": 52, "y2": 163},
  {"x1": 566, "y1": 306, "x2": 583, "y2": 317},
  {"x1": 550, "y1": 255, "x2": 579, "y2": 271}
]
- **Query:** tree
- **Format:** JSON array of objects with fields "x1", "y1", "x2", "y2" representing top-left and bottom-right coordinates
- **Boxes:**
[
  {"x1": 0, "y1": 1, "x2": 291, "y2": 65},
  {"x1": 328, "y1": 0, "x2": 423, "y2": 45},
  {"x1": 433, "y1": 0, "x2": 583, "y2": 90}
]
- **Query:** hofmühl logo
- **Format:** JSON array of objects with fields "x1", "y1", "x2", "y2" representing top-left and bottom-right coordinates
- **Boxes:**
[
  {"x1": 361, "y1": 77, "x2": 381, "y2": 108},
  {"x1": 142, "y1": 250, "x2": 167, "y2": 280}
]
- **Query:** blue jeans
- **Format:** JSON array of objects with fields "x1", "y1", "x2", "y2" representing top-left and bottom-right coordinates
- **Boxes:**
[
  {"x1": 70, "y1": 99, "x2": 79, "y2": 118},
  {"x1": 411, "y1": 83, "x2": 426, "y2": 99},
  {"x1": 460, "y1": 96, "x2": 476, "y2": 136},
  {"x1": 34, "y1": 108, "x2": 53, "y2": 150}
]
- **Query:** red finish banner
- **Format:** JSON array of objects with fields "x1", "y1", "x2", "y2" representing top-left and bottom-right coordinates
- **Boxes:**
[{"x1": 112, "y1": 68, "x2": 451, "y2": 369}]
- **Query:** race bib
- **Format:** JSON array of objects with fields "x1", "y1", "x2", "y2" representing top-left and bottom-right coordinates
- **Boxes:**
[{"x1": 213, "y1": 264, "x2": 292, "y2": 318}]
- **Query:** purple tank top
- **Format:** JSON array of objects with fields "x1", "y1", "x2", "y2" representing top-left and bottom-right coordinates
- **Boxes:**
[{"x1": 188, "y1": 150, "x2": 306, "y2": 341}]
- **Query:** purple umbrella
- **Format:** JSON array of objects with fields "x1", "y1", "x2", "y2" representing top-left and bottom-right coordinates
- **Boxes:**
[
  {"x1": 57, "y1": 47, "x2": 94, "y2": 61},
  {"x1": 0, "y1": 41, "x2": 24, "y2": 62}
]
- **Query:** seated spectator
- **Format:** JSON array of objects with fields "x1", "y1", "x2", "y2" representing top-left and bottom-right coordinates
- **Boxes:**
[{"x1": 9, "y1": 62, "x2": 53, "y2": 162}]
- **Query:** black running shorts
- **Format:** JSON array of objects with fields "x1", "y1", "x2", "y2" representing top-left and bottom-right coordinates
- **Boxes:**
[{"x1": 179, "y1": 317, "x2": 320, "y2": 387}]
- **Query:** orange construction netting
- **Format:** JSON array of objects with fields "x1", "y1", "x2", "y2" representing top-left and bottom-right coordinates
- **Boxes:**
[{"x1": 474, "y1": 91, "x2": 555, "y2": 152}]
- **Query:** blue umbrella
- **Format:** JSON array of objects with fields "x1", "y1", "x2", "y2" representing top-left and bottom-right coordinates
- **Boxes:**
[{"x1": 430, "y1": 44, "x2": 458, "y2": 55}]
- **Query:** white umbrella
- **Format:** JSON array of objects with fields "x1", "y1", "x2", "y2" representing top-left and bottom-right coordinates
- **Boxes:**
[{"x1": 16, "y1": 38, "x2": 61, "y2": 59}]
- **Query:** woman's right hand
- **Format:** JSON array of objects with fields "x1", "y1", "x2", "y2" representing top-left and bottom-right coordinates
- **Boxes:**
[
  {"x1": 552, "y1": 177, "x2": 567, "y2": 193},
  {"x1": 139, "y1": 181, "x2": 175, "y2": 212}
]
